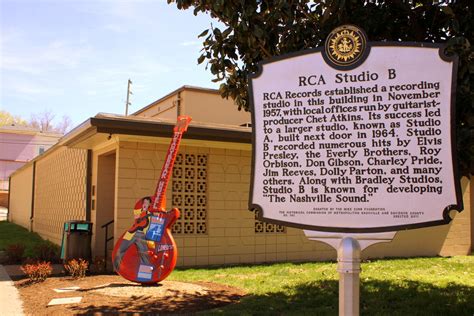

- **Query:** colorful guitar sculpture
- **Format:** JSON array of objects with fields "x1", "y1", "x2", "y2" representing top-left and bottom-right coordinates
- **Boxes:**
[{"x1": 112, "y1": 116, "x2": 191, "y2": 284}]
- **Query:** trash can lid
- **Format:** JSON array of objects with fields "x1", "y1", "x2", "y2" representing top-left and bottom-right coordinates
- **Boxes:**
[{"x1": 65, "y1": 220, "x2": 93, "y2": 232}]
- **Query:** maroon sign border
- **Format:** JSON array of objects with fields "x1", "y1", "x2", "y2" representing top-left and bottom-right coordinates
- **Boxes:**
[{"x1": 248, "y1": 42, "x2": 463, "y2": 233}]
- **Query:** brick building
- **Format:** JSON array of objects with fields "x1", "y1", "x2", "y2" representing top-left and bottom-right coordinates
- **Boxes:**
[
  {"x1": 8, "y1": 86, "x2": 473, "y2": 267},
  {"x1": 0, "y1": 125, "x2": 61, "y2": 208}
]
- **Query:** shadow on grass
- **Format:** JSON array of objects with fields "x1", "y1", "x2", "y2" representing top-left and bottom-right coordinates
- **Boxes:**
[
  {"x1": 65, "y1": 278, "x2": 473, "y2": 315},
  {"x1": 205, "y1": 279, "x2": 473, "y2": 316}
]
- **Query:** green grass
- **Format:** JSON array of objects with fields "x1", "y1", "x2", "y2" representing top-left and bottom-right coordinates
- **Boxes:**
[
  {"x1": 2, "y1": 221, "x2": 472, "y2": 314},
  {"x1": 0, "y1": 221, "x2": 48, "y2": 258},
  {"x1": 168, "y1": 256, "x2": 474, "y2": 315}
]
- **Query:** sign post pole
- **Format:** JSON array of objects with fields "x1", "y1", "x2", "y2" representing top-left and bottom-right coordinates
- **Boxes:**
[
  {"x1": 304, "y1": 231, "x2": 395, "y2": 316},
  {"x1": 337, "y1": 237, "x2": 361, "y2": 316}
]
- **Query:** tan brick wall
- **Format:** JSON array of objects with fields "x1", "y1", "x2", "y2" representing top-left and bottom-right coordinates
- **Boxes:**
[
  {"x1": 114, "y1": 139, "x2": 472, "y2": 266},
  {"x1": 0, "y1": 191, "x2": 8, "y2": 208},
  {"x1": 181, "y1": 90, "x2": 250, "y2": 126},
  {"x1": 115, "y1": 141, "x2": 168, "y2": 237},
  {"x1": 9, "y1": 164, "x2": 34, "y2": 230},
  {"x1": 33, "y1": 147, "x2": 88, "y2": 245},
  {"x1": 135, "y1": 95, "x2": 177, "y2": 121},
  {"x1": 179, "y1": 147, "x2": 334, "y2": 267},
  {"x1": 133, "y1": 88, "x2": 251, "y2": 126},
  {"x1": 114, "y1": 141, "x2": 335, "y2": 267},
  {"x1": 363, "y1": 177, "x2": 472, "y2": 258},
  {"x1": 439, "y1": 176, "x2": 472, "y2": 255}
]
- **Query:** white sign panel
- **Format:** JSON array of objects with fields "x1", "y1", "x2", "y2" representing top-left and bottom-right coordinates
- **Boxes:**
[{"x1": 249, "y1": 26, "x2": 462, "y2": 232}]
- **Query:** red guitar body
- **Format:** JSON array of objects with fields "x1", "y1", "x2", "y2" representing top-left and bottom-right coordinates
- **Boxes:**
[
  {"x1": 112, "y1": 116, "x2": 191, "y2": 284},
  {"x1": 112, "y1": 197, "x2": 180, "y2": 284}
]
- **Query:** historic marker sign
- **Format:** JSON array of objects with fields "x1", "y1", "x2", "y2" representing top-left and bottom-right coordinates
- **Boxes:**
[{"x1": 249, "y1": 25, "x2": 463, "y2": 233}]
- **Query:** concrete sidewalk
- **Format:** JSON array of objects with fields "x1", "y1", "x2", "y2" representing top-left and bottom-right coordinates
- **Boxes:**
[
  {"x1": 0, "y1": 265, "x2": 24, "y2": 315},
  {"x1": 0, "y1": 206, "x2": 7, "y2": 221}
]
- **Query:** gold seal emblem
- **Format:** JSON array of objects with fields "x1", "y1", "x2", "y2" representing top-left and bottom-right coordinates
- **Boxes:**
[{"x1": 324, "y1": 25, "x2": 368, "y2": 68}]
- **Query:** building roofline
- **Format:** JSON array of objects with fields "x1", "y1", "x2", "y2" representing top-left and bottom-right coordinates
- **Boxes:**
[
  {"x1": 9, "y1": 113, "x2": 251, "y2": 178},
  {"x1": 131, "y1": 85, "x2": 221, "y2": 116},
  {"x1": 88, "y1": 113, "x2": 251, "y2": 144},
  {"x1": 0, "y1": 125, "x2": 63, "y2": 137}
]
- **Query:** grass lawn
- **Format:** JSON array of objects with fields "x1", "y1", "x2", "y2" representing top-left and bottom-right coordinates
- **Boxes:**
[
  {"x1": 0, "y1": 221, "x2": 48, "y2": 258},
  {"x1": 2, "y1": 221, "x2": 473, "y2": 314},
  {"x1": 169, "y1": 256, "x2": 474, "y2": 315}
]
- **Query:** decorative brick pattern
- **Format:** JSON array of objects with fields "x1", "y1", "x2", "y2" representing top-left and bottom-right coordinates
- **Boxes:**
[
  {"x1": 171, "y1": 153, "x2": 208, "y2": 235},
  {"x1": 439, "y1": 177, "x2": 472, "y2": 255},
  {"x1": 9, "y1": 164, "x2": 34, "y2": 229},
  {"x1": 33, "y1": 148, "x2": 88, "y2": 244},
  {"x1": 253, "y1": 209, "x2": 285, "y2": 234}
]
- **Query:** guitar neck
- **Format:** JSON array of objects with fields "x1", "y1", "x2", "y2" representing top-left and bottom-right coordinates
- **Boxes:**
[{"x1": 151, "y1": 116, "x2": 191, "y2": 211}]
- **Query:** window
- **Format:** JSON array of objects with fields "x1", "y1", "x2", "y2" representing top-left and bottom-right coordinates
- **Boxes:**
[
  {"x1": 39, "y1": 146, "x2": 45, "y2": 155},
  {"x1": 171, "y1": 153, "x2": 208, "y2": 234}
]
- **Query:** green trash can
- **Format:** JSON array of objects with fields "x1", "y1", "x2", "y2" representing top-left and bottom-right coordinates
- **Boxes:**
[{"x1": 60, "y1": 221, "x2": 93, "y2": 261}]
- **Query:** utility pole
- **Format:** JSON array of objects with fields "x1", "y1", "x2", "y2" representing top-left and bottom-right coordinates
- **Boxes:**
[{"x1": 125, "y1": 79, "x2": 132, "y2": 116}]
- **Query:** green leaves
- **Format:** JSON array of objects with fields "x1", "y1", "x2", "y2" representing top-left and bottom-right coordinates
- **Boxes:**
[
  {"x1": 168, "y1": 0, "x2": 474, "y2": 176},
  {"x1": 197, "y1": 29, "x2": 209, "y2": 38}
]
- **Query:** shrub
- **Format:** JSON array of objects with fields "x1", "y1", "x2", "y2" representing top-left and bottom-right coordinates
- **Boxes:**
[
  {"x1": 33, "y1": 242, "x2": 60, "y2": 263},
  {"x1": 21, "y1": 261, "x2": 52, "y2": 282},
  {"x1": 5, "y1": 243, "x2": 25, "y2": 263},
  {"x1": 64, "y1": 258, "x2": 89, "y2": 278}
]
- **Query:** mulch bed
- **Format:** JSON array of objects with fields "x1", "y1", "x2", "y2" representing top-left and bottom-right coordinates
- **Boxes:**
[{"x1": 14, "y1": 275, "x2": 245, "y2": 315}]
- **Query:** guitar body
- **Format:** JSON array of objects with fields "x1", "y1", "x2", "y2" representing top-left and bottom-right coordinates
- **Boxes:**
[
  {"x1": 111, "y1": 116, "x2": 191, "y2": 284},
  {"x1": 112, "y1": 197, "x2": 180, "y2": 284}
]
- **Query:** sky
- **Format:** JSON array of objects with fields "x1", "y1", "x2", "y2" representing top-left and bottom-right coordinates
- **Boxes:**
[{"x1": 0, "y1": 0, "x2": 222, "y2": 127}]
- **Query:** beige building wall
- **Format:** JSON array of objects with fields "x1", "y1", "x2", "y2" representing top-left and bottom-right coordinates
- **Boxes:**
[
  {"x1": 114, "y1": 140, "x2": 335, "y2": 267},
  {"x1": 187, "y1": 146, "x2": 334, "y2": 266},
  {"x1": 114, "y1": 139, "x2": 472, "y2": 266},
  {"x1": 133, "y1": 87, "x2": 251, "y2": 126},
  {"x1": 180, "y1": 89, "x2": 250, "y2": 126},
  {"x1": 115, "y1": 140, "x2": 169, "y2": 238},
  {"x1": 135, "y1": 94, "x2": 177, "y2": 121},
  {"x1": 9, "y1": 164, "x2": 34, "y2": 230},
  {"x1": 439, "y1": 176, "x2": 472, "y2": 255},
  {"x1": 8, "y1": 132, "x2": 472, "y2": 264},
  {"x1": 33, "y1": 147, "x2": 88, "y2": 245},
  {"x1": 350, "y1": 176, "x2": 472, "y2": 258}
]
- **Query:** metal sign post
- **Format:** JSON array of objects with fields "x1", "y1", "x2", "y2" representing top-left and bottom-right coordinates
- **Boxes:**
[
  {"x1": 305, "y1": 231, "x2": 396, "y2": 316},
  {"x1": 338, "y1": 237, "x2": 360, "y2": 316}
]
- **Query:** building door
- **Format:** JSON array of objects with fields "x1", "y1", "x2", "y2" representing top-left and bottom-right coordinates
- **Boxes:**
[{"x1": 95, "y1": 151, "x2": 116, "y2": 265}]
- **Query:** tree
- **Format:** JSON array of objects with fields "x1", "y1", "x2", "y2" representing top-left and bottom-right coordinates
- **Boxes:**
[
  {"x1": 55, "y1": 115, "x2": 73, "y2": 134},
  {"x1": 30, "y1": 110, "x2": 73, "y2": 133},
  {"x1": 0, "y1": 110, "x2": 28, "y2": 127},
  {"x1": 168, "y1": 0, "x2": 473, "y2": 176},
  {"x1": 0, "y1": 110, "x2": 72, "y2": 134},
  {"x1": 30, "y1": 110, "x2": 56, "y2": 132}
]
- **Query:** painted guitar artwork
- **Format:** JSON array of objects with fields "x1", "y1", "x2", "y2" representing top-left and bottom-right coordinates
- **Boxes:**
[{"x1": 112, "y1": 116, "x2": 192, "y2": 284}]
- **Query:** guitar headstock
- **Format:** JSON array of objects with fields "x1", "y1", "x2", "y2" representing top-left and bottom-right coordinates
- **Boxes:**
[{"x1": 174, "y1": 116, "x2": 192, "y2": 133}]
